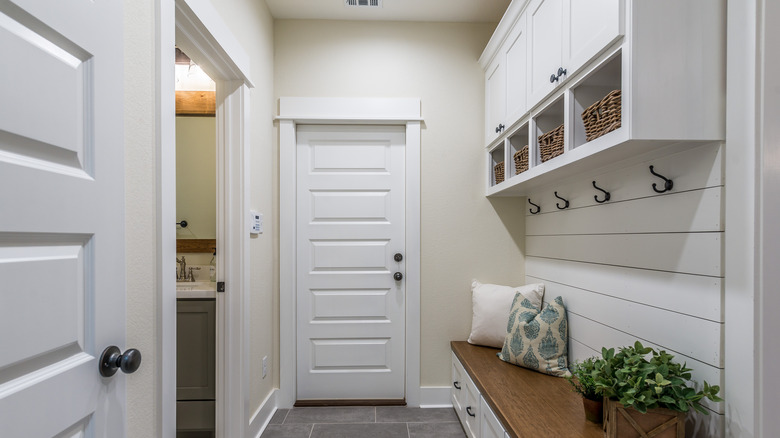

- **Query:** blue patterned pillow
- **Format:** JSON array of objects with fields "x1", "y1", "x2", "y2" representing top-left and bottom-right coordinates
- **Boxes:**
[{"x1": 497, "y1": 295, "x2": 570, "y2": 377}]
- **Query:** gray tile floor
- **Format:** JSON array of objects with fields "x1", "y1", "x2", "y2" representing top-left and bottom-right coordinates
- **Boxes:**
[{"x1": 261, "y1": 406, "x2": 467, "y2": 438}]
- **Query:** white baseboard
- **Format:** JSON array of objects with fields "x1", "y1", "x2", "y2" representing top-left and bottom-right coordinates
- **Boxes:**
[
  {"x1": 248, "y1": 389, "x2": 278, "y2": 438},
  {"x1": 419, "y1": 386, "x2": 452, "y2": 408}
]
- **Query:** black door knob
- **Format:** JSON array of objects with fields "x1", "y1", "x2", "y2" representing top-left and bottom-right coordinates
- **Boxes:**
[
  {"x1": 99, "y1": 346, "x2": 142, "y2": 377},
  {"x1": 394, "y1": 272, "x2": 403, "y2": 281},
  {"x1": 394, "y1": 253, "x2": 403, "y2": 262}
]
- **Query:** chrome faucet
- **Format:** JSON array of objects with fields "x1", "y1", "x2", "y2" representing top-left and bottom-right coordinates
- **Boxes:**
[{"x1": 176, "y1": 256, "x2": 187, "y2": 281}]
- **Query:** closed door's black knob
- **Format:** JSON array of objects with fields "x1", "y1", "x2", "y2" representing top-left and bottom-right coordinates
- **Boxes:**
[
  {"x1": 394, "y1": 253, "x2": 403, "y2": 262},
  {"x1": 394, "y1": 272, "x2": 403, "y2": 281},
  {"x1": 99, "y1": 346, "x2": 142, "y2": 377}
]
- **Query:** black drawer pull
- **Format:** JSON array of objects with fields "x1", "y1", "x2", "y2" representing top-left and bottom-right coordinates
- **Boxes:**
[
  {"x1": 453, "y1": 381, "x2": 461, "y2": 390},
  {"x1": 466, "y1": 406, "x2": 476, "y2": 417}
]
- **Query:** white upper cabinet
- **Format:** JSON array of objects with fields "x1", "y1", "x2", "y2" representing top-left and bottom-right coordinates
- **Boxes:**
[
  {"x1": 480, "y1": 0, "x2": 725, "y2": 196},
  {"x1": 486, "y1": 12, "x2": 528, "y2": 145},
  {"x1": 485, "y1": 57, "x2": 507, "y2": 145},
  {"x1": 564, "y1": 0, "x2": 622, "y2": 79},
  {"x1": 528, "y1": 0, "x2": 564, "y2": 105},
  {"x1": 503, "y1": 14, "x2": 529, "y2": 127},
  {"x1": 528, "y1": 0, "x2": 622, "y2": 105}
]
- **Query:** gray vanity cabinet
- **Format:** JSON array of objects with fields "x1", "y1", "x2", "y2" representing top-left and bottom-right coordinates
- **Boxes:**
[{"x1": 177, "y1": 299, "x2": 216, "y2": 436}]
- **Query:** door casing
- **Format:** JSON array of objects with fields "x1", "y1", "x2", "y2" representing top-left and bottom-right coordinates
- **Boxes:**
[
  {"x1": 158, "y1": 0, "x2": 253, "y2": 436},
  {"x1": 278, "y1": 97, "x2": 422, "y2": 408}
]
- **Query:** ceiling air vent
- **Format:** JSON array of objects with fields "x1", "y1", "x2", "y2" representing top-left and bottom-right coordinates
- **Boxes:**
[{"x1": 345, "y1": 0, "x2": 382, "y2": 7}]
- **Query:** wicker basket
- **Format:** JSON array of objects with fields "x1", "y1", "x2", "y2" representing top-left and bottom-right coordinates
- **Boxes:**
[
  {"x1": 494, "y1": 161, "x2": 505, "y2": 185},
  {"x1": 582, "y1": 89, "x2": 622, "y2": 142},
  {"x1": 513, "y1": 145, "x2": 529, "y2": 174},
  {"x1": 538, "y1": 124, "x2": 565, "y2": 162}
]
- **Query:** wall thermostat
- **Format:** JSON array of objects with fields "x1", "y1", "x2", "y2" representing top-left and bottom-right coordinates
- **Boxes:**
[{"x1": 250, "y1": 210, "x2": 262, "y2": 235}]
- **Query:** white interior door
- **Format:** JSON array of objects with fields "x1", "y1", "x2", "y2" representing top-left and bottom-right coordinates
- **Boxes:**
[
  {"x1": 296, "y1": 125, "x2": 406, "y2": 401},
  {"x1": 0, "y1": 0, "x2": 126, "y2": 436}
]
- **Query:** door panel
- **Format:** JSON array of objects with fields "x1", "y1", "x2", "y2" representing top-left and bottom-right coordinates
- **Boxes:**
[
  {"x1": 565, "y1": 0, "x2": 622, "y2": 76},
  {"x1": 504, "y1": 12, "x2": 528, "y2": 124},
  {"x1": 297, "y1": 125, "x2": 405, "y2": 401},
  {"x1": 0, "y1": 0, "x2": 124, "y2": 436},
  {"x1": 311, "y1": 191, "x2": 391, "y2": 222},
  {"x1": 528, "y1": 0, "x2": 563, "y2": 105},
  {"x1": 485, "y1": 58, "x2": 505, "y2": 144}
]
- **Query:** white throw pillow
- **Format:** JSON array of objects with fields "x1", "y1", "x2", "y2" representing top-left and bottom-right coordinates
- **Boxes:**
[{"x1": 467, "y1": 280, "x2": 545, "y2": 348}]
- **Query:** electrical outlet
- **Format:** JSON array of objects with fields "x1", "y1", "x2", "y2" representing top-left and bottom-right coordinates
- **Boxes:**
[{"x1": 262, "y1": 356, "x2": 268, "y2": 379}]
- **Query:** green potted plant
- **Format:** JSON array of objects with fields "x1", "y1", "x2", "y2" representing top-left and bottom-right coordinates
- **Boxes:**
[
  {"x1": 593, "y1": 341, "x2": 722, "y2": 438},
  {"x1": 566, "y1": 356, "x2": 603, "y2": 423}
]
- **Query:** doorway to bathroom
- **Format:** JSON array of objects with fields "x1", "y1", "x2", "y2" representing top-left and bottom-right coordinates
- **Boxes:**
[
  {"x1": 175, "y1": 49, "x2": 218, "y2": 437},
  {"x1": 160, "y1": 3, "x2": 254, "y2": 437}
]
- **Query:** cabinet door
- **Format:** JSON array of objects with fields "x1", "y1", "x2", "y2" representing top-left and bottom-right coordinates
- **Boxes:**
[
  {"x1": 504, "y1": 12, "x2": 529, "y2": 125},
  {"x1": 528, "y1": 0, "x2": 563, "y2": 105},
  {"x1": 485, "y1": 56, "x2": 507, "y2": 145},
  {"x1": 451, "y1": 354, "x2": 466, "y2": 421},
  {"x1": 564, "y1": 0, "x2": 622, "y2": 75},
  {"x1": 480, "y1": 398, "x2": 506, "y2": 438},
  {"x1": 177, "y1": 299, "x2": 216, "y2": 400},
  {"x1": 464, "y1": 373, "x2": 481, "y2": 438}
]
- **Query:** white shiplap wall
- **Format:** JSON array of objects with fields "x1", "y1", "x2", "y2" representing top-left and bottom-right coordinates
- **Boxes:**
[{"x1": 524, "y1": 143, "x2": 724, "y2": 436}]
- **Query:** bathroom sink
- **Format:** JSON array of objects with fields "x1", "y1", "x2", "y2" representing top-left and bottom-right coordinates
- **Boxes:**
[{"x1": 176, "y1": 281, "x2": 216, "y2": 298}]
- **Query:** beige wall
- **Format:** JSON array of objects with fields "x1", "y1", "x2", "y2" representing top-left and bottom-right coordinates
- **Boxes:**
[
  {"x1": 176, "y1": 116, "x2": 216, "y2": 240},
  {"x1": 274, "y1": 20, "x2": 526, "y2": 387}
]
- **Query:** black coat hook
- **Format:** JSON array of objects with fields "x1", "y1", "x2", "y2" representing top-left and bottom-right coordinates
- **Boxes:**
[
  {"x1": 592, "y1": 181, "x2": 611, "y2": 203},
  {"x1": 649, "y1": 165, "x2": 674, "y2": 193},
  {"x1": 528, "y1": 199, "x2": 541, "y2": 215},
  {"x1": 554, "y1": 192, "x2": 569, "y2": 210}
]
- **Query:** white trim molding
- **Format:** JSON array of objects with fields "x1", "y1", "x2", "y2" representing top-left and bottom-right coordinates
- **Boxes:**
[
  {"x1": 419, "y1": 387, "x2": 453, "y2": 408},
  {"x1": 278, "y1": 97, "x2": 423, "y2": 407},
  {"x1": 248, "y1": 389, "x2": 279, "y2": 438},
  {"x1": 174, "y1": 0, "x2": 253, "y2": 87}
]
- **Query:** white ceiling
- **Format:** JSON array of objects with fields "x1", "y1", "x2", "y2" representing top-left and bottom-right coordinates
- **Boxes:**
[{"x1": 264, "y1": 0, "x2": 512, "y2": 23}]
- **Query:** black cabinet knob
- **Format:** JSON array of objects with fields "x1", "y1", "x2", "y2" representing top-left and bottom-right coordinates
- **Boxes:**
[
  {"x1": 499, "y1": 124, "x2": 505, "y2": 131},
  {"x1": 394, "y1": 253, "x2": 403, "y2": 262},
  {"x1": 495, "y1": 126, "x2": 500, "y2": 133},
  {"x1": 394, "y1": 272, "x2": 403, "y2": 281},
  {"x1": 550, "y1": 73, "x2": 558, "y2": 83},
  {"x1": 557, "y1": 67, "x2": 567, "y2": 77}
]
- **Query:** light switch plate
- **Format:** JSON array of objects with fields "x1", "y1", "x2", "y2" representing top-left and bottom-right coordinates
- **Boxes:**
[{"x1": 250, "y1": 210, "x2": 262, "y2": 235}]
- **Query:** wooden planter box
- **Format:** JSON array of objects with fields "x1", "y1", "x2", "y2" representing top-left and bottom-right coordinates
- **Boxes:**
[{"x1": 604, "y1": 398, "x2": 685, "y2": 438}]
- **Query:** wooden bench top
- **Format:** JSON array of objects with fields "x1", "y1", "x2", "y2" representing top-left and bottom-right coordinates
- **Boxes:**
[{"x1": 451, "y1": 341, "x2": 603, "y2": 438}]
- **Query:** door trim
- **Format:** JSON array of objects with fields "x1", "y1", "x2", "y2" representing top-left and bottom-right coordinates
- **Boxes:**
[
  {"x1": 159, "y1": 1, "x2": 253, "y2": 436},
  {"x1": 278, "y1": 97, "x2": 422, "y2": 407}
]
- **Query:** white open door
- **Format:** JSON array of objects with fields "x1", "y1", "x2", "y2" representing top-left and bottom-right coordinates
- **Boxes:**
[{"x1": 0, "y1": 0, "x2": 127, "y2": 436}]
